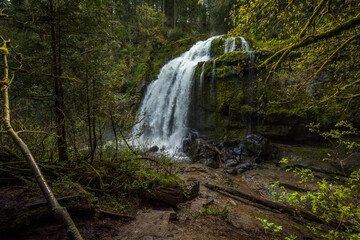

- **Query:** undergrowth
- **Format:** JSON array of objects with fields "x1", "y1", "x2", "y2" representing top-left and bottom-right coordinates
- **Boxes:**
[{"x1": 0, "y1": 141, "x2": 183, "y2": 214}]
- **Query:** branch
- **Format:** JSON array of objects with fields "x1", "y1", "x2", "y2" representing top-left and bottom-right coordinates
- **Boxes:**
[
  {"x1": 292, "y1": 33, "x2": 360, "y2": 101},
  {"x1": 336, "y1": 93, "x2": 360, "y2": 99},
  {"x1": 319, "y1": 79, "x2": 360, "y2": 103},
  {"x1": 258, "y1": 12, "x2": 360, "y2": 69},
  {"x1": 15, "y1": 130, "x2": 60, "y2": 137},
  {"x1": 298, "y1": 0, "x2": 329, "y2": 39}
]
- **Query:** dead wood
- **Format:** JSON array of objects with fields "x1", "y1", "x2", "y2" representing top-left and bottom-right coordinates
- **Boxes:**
[{"x1": 204, "y1": 183, "x2": 339, "y2": 228}]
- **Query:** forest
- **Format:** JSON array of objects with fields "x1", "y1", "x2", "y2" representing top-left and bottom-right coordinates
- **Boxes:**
[{"x1": 0, "y1": 0, "x2": 359, "y2": 239}]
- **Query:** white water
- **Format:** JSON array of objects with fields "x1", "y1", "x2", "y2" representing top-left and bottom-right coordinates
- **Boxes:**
[
  {"x1": 132, "y1": 36, "x2": 221, "y2": 154},
  {"x1": 199, "y1": 62, "x2": 206, "y2": 87},
  {"x1": 225, "y1": 37, "x2": 237, "y2": 53},
  {"x1": 133, "y1": 35, "x2": 251, "y2": 155}
]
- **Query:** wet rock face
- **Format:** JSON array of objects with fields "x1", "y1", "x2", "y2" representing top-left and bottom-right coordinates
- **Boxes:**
[{"x1": 183, "y1": 133, "x2": 280, "y2": 175}]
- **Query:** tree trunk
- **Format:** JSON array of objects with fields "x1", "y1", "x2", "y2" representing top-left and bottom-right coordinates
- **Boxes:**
[
  {"x1": 85, "y1": 68, "x2": 94, "y2": 161},
  {"x1": 1, "y1": 39, "x2": 83, "y2": 240},
  {"x1": 110, "y1": 112, "x2": 119, "y2": 161},
  {"x1": 91, "y1": 74, "x2": 97, "y2": 162},
  {"x1": 50, "y1": 0, "x2": 68, "y2": 162}
]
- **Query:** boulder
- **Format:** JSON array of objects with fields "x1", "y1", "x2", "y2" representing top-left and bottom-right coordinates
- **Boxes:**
[
  {"x1": 244, "y1": 134, "x2": 280, "y2": 162},
  {"x1": 185, "y1": 138, "x2": 220, "y2": 168},
  {"x1": 223, "y1": 159, "x2": 239, "y2": 168},
  {"x1": 150, "y1": 179, "x2": 199, "y2": 207},
  {"x1": 149, "y1": 145, "x2": 159, "y2": 152}
]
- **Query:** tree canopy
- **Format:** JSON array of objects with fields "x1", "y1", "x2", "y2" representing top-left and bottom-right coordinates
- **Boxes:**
[{"x1": 229, "y1": 0, "x2": 360, "y2": 125}]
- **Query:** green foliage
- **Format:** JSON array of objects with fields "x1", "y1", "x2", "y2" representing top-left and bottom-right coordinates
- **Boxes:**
[
  {"x1": 272, "y1": 159, "x2": 360, "y2": 239},
  {"x1": 193, "y1": 205, "x2": 232, "y2": 224},
  {"x1": 228, "y1": 0, "x2": 360, "y2": 128},
  {"x1": 256, "y1": 217, "x2": 298, "y2": 240},
  {"x1": 256, "y1": 217, "x2": 283, "y2": 232},
  {"x1": 308, "y1": 121, "x2": 360, "y2": 152},
  {"x1": 137, "y1": 3, "x2": 166, "y2": 46},
  {"x1": 268, "y1": 120, "x2": 360, "y2": 239}
]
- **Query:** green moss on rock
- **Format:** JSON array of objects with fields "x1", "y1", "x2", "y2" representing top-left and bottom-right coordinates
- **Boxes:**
[
  {"x1": 210, "y1": 38, "x2": 225, "y2": 57},
  {"x1": 216, "y1": 51, "x2": 247, "y2": 64}
]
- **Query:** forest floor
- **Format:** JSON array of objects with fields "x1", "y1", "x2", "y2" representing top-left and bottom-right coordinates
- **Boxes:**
[{"x1": 1, "y1": 143, "x2": 359, "y2": 240}]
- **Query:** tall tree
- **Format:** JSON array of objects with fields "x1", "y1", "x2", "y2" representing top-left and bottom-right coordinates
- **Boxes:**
[
  {"x1": 50, "y1": 0, "x2": 68, "y2": 162},
  {"x1": 1, "y1": 31, "x2": 83, "y2": 240}
]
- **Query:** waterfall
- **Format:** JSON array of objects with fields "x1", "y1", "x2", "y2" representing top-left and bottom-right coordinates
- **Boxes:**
[
  {"x1": 132, "y1": 36, "x2": 222, "y2": 154},
  {"x1": 224, "y1": 37, "x2": 236, "y2": 53},
  {"x1": 199, "y1": 62, "x2": 206, "y2": 87},
  {"x1": 133, "y1": 35, "x2": 249, "y2": 155}
]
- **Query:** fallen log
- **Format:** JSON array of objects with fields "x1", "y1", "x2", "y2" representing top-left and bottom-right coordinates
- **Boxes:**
[
  {"x1": 25, "y1": 194, "x2": 81, "y2": 208},
  {"x1": 204, "y1": 183, "x2": 338, "y2": 228}
]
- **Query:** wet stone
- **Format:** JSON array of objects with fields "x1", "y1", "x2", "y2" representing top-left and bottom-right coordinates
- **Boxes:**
[
  {"x1": 197, "y1": 159, "x2": 219, "y2": 169},
  {"x1": 224, "y1": 159, "x2": 239, "y2": 168},
  {"x1": 235, "y1": 163, "x2": 254, "y2": 174}
]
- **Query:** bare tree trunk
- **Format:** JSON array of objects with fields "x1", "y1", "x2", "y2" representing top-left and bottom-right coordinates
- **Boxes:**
[{"x1": 1, "y1": 39, "x2": 83, "y2": 240}]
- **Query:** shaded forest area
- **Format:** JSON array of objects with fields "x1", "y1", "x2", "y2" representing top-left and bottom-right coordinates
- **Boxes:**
[{"x1": 0, "y1": 0, "x2": 360, "y2": 239}]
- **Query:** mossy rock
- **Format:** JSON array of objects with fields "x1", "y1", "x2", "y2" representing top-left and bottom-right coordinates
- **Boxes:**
[
  {"x1": 216, "y1": 51, "x2": 247, "y2": 64},
  {"x1": 210, "y1": 38, "x2": 226, "y2": 57},
  {"x1": 148, "y1": 36, "x2": 204, "y2": 81}
]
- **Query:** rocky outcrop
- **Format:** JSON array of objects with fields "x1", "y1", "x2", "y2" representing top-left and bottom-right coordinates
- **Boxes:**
[{"x1": 183, "y1": 133, "x2": 280, "y2": 175}]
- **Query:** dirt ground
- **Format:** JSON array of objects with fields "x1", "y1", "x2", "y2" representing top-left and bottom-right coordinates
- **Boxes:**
[{"x1": 2, "y1": 144, "x2": 357, "y2": 240}]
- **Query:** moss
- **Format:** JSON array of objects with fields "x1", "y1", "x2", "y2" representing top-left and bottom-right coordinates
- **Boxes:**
[
  {"x1": 204, "y1": 112, "x2": 218, "y2": 129},
  {"x1": 148, "y1": 37, "x2": 201, "y2": 81},
  {"x1": 194, "y1": 61, "x2": 207, "y2": 79},
  {"x1": 210, "y1": 38, "x2": 225, "y2": 57},
  {"x1": 216, "y1": 51, "x2": 246, "y2": 64}
]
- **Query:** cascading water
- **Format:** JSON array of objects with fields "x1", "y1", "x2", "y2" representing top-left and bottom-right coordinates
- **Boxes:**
[
  {"x1": 133, "y1": 36, "x2": 222, "y2": 154},
  {"x1": 133, "y1": 35, "x2": 253, "y2": 155},
  {"x1": 199, "y1": 62, "x2": 206, "y2": 87},
  {"x1": 224, "y1": 37, "x2": 236, "y2": 53}
]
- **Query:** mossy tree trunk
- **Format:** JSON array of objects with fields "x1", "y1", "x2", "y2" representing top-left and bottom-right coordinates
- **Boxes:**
[{"x1": 1, "y1": 38, "x2": 83, "y2": 240}]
